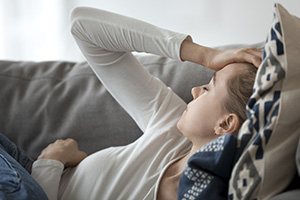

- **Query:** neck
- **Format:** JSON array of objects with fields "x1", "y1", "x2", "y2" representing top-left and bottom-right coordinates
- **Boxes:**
[
  {"x1": 191, "y1": 135, "x2": 219, "y2": 152},
  {"x1": 184, "y1": 147, "x2": 198, "y2": 161},
  {"x1": 178, "y1": 145, "x2": 200, "y2": 170},
  {"x1": 183, "y1": 138, "x2": 216, "y2": 162}
]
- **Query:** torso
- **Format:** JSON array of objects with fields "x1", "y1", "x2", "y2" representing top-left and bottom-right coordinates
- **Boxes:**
[{"x1": 58, "y1": 135, "x2": 191, "y2": 200}]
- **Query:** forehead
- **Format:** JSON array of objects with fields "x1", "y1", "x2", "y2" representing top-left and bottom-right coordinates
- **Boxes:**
[{"x1": 216, "y1": 63, "x2": 242, "y2": 82}]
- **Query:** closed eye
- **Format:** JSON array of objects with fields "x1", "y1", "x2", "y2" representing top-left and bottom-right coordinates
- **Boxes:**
[{"x1": 203, "y1": 86, "x2": 208, "y2": 91}]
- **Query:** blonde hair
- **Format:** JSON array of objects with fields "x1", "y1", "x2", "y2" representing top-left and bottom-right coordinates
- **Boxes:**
[{"x1": 223, "y1": 63, "x2": 257, "y2": 130}]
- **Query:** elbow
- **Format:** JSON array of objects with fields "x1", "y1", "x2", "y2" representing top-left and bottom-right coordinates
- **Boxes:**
[
  {"x1": 70, "y1": 6, "x2": 85, "y2": 23},
  {"x1": 69, "y1": 7, "x2": 86, "y2": 29},
  {"x1": 69, "y1": 7, "x2": 91, "y2": 39}
]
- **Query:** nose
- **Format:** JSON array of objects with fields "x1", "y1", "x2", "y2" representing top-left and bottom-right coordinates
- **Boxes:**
[{"x1": 191, "y1": 86, "x2": 203, "y2": 99}]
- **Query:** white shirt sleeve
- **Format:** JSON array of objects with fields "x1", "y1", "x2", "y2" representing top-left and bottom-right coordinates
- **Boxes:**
[
  {"x1": 31, "y1": 159, "x2": 64, "y2": 200},
  {"x1": 70, "y1": 7, "x2": 189, "y2": 132}
]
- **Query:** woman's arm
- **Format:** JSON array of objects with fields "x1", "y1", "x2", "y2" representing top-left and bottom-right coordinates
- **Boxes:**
[
  {"x1": 70, "y1": 7, "x2": 189, "y2": 132},
  {"x1": 70, "y1": 6, "x2": 263, "y2": 132},
  {"x1": 180, "y1": 39, "x2": 263, "y2": 70},
  {"x1": 70, "y1": 7, "x2": 188, "y2": 62},
  {"x1": 31, "y1": 139, "x2": 87, "y2": 200}
]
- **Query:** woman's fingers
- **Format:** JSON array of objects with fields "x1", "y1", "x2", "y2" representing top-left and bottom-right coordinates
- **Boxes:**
[
  {"x1": 38, "y1": 138, "x2": 87, "y2": 167},
  {"x1": 234, "y1": 47, "x2": 263, "y2": 68},
  {"x1": 65, "y1": 150, "x2": 88, "y2": 167}
]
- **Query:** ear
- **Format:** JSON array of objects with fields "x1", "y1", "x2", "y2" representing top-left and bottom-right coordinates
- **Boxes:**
[{"x1": 214, "y1": 114, "x2": 240, "y2": 136}]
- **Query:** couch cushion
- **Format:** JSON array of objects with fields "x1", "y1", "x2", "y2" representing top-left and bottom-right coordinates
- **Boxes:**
[{"x1": 229, "y1": 4, "x2": 300, "y2": 199}]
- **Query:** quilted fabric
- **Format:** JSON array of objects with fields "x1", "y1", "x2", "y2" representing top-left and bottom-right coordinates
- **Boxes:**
[{"x1": 229, "y1": 4, "x2": 300, "y2": 199}]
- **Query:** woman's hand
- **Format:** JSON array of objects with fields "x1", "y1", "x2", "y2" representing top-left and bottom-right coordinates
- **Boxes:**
[
  {"x1": 38, "y1": 138, "x2": 87, "y2": 167},
  {"x1": 204, "y1": 47, "x2": 263, "y2": 70},
  {"x1": 180, "y1": 38, "x2": 263, "y2": 71}
]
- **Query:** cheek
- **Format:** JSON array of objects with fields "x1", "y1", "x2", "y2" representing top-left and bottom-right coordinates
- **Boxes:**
[
  {"x1": 177, "y1": 96, "x2": 223, "y2": 136},
  {"x1": 177, "y1": 104, "x2": 214, "y2": 136}
]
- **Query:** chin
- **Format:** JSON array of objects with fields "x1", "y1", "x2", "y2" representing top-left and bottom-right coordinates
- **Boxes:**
[
  {"x1": 176, "y1": 120, "x2": 182, "y2": 132},
  {"x1": 176, "y1": 120, "x2": 184, "y2": 134},
  {"x1": 176, "y1": 119, "x2": 189, "y2": 139}
]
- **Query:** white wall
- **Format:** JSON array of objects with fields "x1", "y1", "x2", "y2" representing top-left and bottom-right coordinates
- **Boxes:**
[{"x1": 0, "y1": 0, "x2": 299, "y2": 61}]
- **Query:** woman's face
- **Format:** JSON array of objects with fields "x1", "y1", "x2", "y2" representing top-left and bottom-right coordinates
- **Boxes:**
[{"x1": 177, "y1": 64, "x2": 239, "y2": 147}]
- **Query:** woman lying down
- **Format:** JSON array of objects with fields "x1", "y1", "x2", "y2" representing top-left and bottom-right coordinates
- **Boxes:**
[{"x1": 4, "y1": 6, "x2": 263, "y2": 200}]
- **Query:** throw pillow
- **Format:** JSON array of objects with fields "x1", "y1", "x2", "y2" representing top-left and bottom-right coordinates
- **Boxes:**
[{"x1": 229, "y1": 3, "x2": 300, "y2": 200}]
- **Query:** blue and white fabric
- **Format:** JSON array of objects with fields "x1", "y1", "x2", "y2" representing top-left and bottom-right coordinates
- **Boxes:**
[
  {"x1": 178, "y1": 134, "x2": 237, "y2": 200},
  {"x1": 229, "y1": 4, "x2": 300, "y2": 199}
]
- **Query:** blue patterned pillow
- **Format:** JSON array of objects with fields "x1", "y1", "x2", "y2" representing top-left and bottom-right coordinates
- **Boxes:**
[{"x1": 229, "y1": 4, "x2": 300, "y2": 199}]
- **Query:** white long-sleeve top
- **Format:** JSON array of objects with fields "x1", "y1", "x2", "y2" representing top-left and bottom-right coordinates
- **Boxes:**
[{"x1": 31, "y1": 7, "x2": 192, "y2": 200}]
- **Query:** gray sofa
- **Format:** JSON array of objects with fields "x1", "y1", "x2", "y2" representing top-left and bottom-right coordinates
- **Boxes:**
[{"x1": 0, "y1": 42, "x2": 299, "y2": 199}]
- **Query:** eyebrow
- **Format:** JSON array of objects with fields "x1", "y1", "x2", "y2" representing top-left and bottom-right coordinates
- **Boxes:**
[{"x1": 213, "y1": 72, "x2": 217, "y2": 86}]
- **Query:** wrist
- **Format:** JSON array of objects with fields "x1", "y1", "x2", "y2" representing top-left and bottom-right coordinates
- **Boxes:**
[
  {"x1": 180, "y1": 39, "x2": 199, "y2": 62},
  {"x1": 180, "y1": 39, "x2": 210, "y2": 66},
  {"x1": 38, "y1": 150, "x2": 66, "y2": 165}
]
